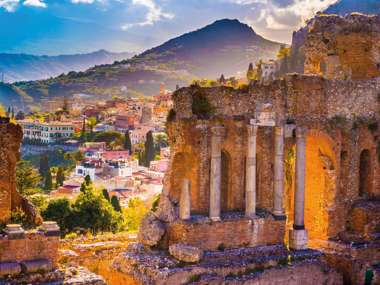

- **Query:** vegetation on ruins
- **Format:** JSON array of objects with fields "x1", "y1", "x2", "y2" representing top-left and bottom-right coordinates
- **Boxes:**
[
  {"x1": 191, "y1": 89, "x2": 214, "y2": 119},
  {"x1": 167, "y1": 109, "x2": 176, "y2": 122}
]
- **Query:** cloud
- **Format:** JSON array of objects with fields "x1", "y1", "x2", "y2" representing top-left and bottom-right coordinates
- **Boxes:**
[
  {"x1": 122, "y1": 0, "x2": 174, "y2": 30},
  {"x1": 23, "y1": 0, "x2": 46, "y2": 8},
  {"x1": 71, "y1": 0, "x2": 96, "y2": 3},
  {"x1": 227, "y1": 0, "x2": 338, "y2": 30},
  {"x1": 0, "y1": 0, "x2": 19, "y2": 12}
]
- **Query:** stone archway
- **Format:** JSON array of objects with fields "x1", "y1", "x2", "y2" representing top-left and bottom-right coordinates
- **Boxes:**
[
  {"x1": 285, "y1": 130, "x2": 338, "y2": 241},
  {"x1": 359, "y1": 149, "x2": 372, "y2": 198},
  {"x1": 170, "y1": 152, "x2": 199, "y2": 213}
]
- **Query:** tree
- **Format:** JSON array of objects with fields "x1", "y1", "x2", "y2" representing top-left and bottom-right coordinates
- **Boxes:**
[
  {"x1": 111, "y1": 196, "x2": 122, "y2": 212},
  {"x1": 11, "y1": 107, "x2": 14, "y2": 119},
  {"x1": 6, "y1": 106, "x2": 10, "y2": 117},
  {"x1": 15, "y1": 111, "x2": 25, "y2": 120},
  {"x1": 144, "y1": 131, "x2": 155, "y2": 167},
  {"x1": 102, "y1": 189, "x2": 110, "y2": 201},
  {"x1": 62, "y1": 97, "x2": 70, "y2": 114},
  {"x1": 94, "y1": 131, "x2": 124, "y2": 149},
  {"x1": 56, "y1": 167, "x2": 65, "y2": 187},
  {"x1": 124, "y1": 131, "x2": 132, "y2": 155},
  {"x1": 42, "y1": 198, "x2": 73, "y2": 233},
  {"x1": 72, "y1": 189, "x2": 124, "y2": 234},
  {"x1": 85, "y1": 175, "x2": 92, "y2": 186},
  {"x1": 0, "y1": 103, "x2": 5, "y2": 117},
  {"x1": 123, "y1": 197, "x2": 148, "y2": 232},
  {"x1": 39, "y1": 154, "x2": 50, "y2": 177},
  {"x1": 219, "y1": 74, "x2": 226, "y2": 85},
  {"x1": 44, "y1": 169, "x2": 53, "y2": 191},
  {"x1": 247, "y1": 63, "x2": 255, "y2": 81},
  {"x1": 16, "y1": 160, "x2": 41, "y2": 196},
  {"x1": 86, "y1": 116, "x2": 97, "y2": 135}
]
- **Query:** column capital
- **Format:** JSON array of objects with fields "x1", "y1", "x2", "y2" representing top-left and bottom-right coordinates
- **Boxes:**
[
  {"x1": 247, "y1": 124, "x2": 258, "y2": 136},
  {"x1": 274, "y1": 126, "x2": 284, "y2": 136},
  {"x1": 296, "y1": 126, "x2": 307, "y2": 138},
  {"x1": 211, "y1": 126, "x2": 225, "y2": 137}
]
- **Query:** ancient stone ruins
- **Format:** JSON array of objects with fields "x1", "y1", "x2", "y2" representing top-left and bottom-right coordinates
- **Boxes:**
[{"x1": 113, "y1": 14, "x2": 380, "y2": 284}]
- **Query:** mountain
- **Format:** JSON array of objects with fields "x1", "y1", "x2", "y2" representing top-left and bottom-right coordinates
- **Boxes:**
[
  {"x1": 324, "y1": 0, "x2": 380, "y2": 15},
  {"x1": 1, "y1": 19, "x2": 282, "y2": 109},
  {"x1": 0, "y1": 50, "x2": 134, "y2": 83}
]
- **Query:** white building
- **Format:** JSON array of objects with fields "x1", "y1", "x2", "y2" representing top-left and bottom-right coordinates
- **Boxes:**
[
  {"x1": 19, "y1": 120, "x2": 75, "y2": 144},
  {"x1": 75, "y1": 162, "x2": 97, "y2": 180}
]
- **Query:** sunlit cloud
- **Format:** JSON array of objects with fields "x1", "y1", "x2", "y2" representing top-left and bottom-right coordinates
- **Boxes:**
[
  {"x1": 0, "y1": 0, "x2": 19, "y2": 12},
  {"x1": 23, "y1": 0, "x2": 46, "y2": 8},
  {"x1": 122, "y1": 0, "x2": 174, "y2": 30}
]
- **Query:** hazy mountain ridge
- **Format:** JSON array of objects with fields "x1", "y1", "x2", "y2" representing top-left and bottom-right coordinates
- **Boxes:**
[
  {"x1": 0, "y1": 50, "x2": 134, "y2": 83},
  {"x1": 1, "y1": 19, "x2": 282, "y2": 108},
  {"x1": 324, "y1": 0, "x2": 380, "y2": 15}
]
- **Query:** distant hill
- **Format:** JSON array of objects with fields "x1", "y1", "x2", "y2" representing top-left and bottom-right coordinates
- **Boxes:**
[
  {"x1": 0, "y1": 50, "x2": 133, "y2": 83},
  {"x1": 324, "y1": 0, "x2": 380, "y2": 15},
  {"x1": 1, "y1": 19, "x2": 282, "y2": 109}
]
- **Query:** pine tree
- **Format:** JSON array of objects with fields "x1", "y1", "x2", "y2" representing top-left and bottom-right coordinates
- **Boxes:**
[
  {"x1": 85, "y1": 175, "x2": 92, "y2": 186},
  {"x1": 246, "y1": 63, "x2": 255, "y2": 81},
  {"x1": 111, "y1": 196, "x2": 122, "y2": 212},
  {"x1": 144, "y1": 131, "x2": 155, "y2": 167},
  {"x1": 56, "y1": 167, "x2": 65, "y2": 187},
  {"x1": 39, "y1": 154, "x2": 50, "y2": 177},
  {"x1": 124, "y1": 131, "x2": 132, "y2": 155},
  {"x1": 44, "y1": 169, "x2": 53, "y2": 191},
  {"x1": 102, "y1": 189, "x2": 110, "y2": 201},
  {"x1": 11, "y1": 107, "x2": 14, "y2": 119},
  {"x1": 62, "y1": 97, "x2": 70, "y2": 114},
  {"x1": 6, "y1": 106, "x2": 10, "y2": 118},
  {"x1": 219, "y1": 74, "x2": 226, "y2": 85}
]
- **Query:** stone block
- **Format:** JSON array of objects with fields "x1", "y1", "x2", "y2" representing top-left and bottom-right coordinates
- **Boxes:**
[
  {"x1": 289, "y1": 229, "x2": 308, "y2": 250},
  {"x1": 138, "y1": 212, "x2": 165, "y2": 247},
  {"x1": 169, "y1": 243, "x2": 203, "y2": 263},
  {"x1": 0, "y1": 262, "x2": 21, "y2": 277},
  {"x1": 41, "y1": 221, "x2": 60, "y2": 237},
  {"x1": 21, "y1": 259, "x2": 53, "y2": 273},
  {"x1": 4, "y1": 224, "x2": 25, "y2": 240}
]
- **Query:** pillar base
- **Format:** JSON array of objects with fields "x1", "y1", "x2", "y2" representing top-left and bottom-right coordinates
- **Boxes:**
[
  {"x1": 210, "y1": 216, "x2": 221, "y2": 222},
  {"x1": 289, "y1": 229, "x2": 308, "y2": 250}
]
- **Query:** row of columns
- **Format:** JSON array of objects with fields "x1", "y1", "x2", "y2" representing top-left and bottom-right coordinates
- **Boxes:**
[{"x1": 179, "y1": 124, "x2": 308, "y2": 249}]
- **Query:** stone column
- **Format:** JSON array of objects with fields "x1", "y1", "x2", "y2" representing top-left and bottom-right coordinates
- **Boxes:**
[
  {"x1": 209, "y1": 126, "x2": 225, "y2": 221},
  {"x1": 180, "y1": 179, "x2": 191, "y2": 220},
  {"x1": 245, "y1": 125, "x2": 258, "y2": 217},
  {"x1": 290, "y1": 126, "x2": 308, "y2": 250},
  {"x1": 273, "y1": 126, "x2": 285, "y2": 218}
]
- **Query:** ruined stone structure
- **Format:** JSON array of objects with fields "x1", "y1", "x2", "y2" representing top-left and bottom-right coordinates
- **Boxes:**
[
  {"x1": 0, "y1": 117, "x2": 41, "y2": 226},
  {"x1": 293, "y1": 13, "x2": 380, "y2": 80},
  {"x1": 113, "y1": 13, "x2": 380, "y2": 285}
]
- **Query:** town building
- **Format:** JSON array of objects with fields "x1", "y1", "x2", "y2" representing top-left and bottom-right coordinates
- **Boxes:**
[{"x1": 18, "y1": 120, "x2": 75, "y2": 144}]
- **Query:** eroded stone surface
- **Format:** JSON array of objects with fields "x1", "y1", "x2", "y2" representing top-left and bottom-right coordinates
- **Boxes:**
[
  {"x1": 138, "y1": 213, "x2": 165, "y2": 247},
  {"x1": 169, "y1": 244, "x2": 203, "y2": 263}
]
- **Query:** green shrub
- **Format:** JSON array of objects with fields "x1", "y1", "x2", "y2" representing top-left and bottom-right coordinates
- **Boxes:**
[
  {"x1": 191, "y1": 90, "x2": 213, "y2": 119},
  {"x1": 167, "y1": 109, "x2": 176, "y2": 122}
]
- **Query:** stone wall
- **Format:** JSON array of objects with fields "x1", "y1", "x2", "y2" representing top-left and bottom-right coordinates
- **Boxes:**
[
  {"x1": 294, "y1": 13, "x2": 380, "y2": 80},
  {"x1": 166, "y1": 215, "x2": 285, "y2": 251},
  {"x1": 0, "y1": 231, "x2": 59, "y2": 265},
  {"x1": 0, "y1": 118, "x2": 23, "y2": 224}
]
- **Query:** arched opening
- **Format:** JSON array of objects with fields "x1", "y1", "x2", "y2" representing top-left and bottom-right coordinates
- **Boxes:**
[
  {"x1": 359, "y1": 149, "x2": 372, "y2": 198},
  {"x1": 221, "y1": 151, "x2": 231, "y2": 213},
  {"x1": 170, "y1": 152, "x2": 199, "y2": 213},
  {"x1": 285, "y1": 131, "x2": 338, "y2": 242}
]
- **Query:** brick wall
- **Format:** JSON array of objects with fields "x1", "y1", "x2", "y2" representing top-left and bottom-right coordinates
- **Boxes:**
[{"x1": 166, "y1": 216, "x2": 285, "y2": 251}]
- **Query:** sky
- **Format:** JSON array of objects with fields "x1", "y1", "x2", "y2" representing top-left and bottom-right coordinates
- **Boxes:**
[{"x1": 0, "y1": 0, "x2": 339, "y2": 55}]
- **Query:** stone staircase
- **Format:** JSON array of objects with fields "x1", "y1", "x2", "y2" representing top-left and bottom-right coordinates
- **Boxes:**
[{"x1": 113, "y1": 244, "x2": 343, "y2": 285}]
